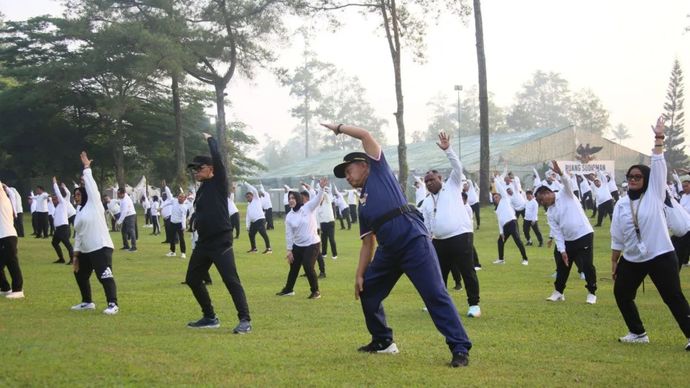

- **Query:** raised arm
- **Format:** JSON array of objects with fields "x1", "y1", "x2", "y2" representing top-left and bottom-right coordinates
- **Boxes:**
[
  {"x1": 322, "y1": 123, "x2": 381, "y2": 159},
  {"x1": 52, "y1": 177, "x2": 66, "y2": 205},
  {"x1": 650, "y1": 115, "x2": 667, "y2": 200},
  {"x1": 533, "y1": 168, "x2": 542, "y2": 188},
  {"x1": 304, "y1": 178, "x2": 328, "y2": 213},
  {"x1": 437, "y1": 131, "x2": 463, "y2": 186},
  {"x1": 244, "y1": 182, "x2": 259, "y2": 197},
  {"x1": 203, "y1": 133, "x2": 227, "y2": 188},
  {"x1": 552, "y1": 161, "x2": 575, "y2": 198}
]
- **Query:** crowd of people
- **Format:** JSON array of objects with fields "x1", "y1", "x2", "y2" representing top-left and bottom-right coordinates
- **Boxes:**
[{"x1": 2, "y1": 116, "x2": 690, "y2": 368}]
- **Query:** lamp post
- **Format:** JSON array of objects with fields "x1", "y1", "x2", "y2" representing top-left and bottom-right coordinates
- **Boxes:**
[{"x1": 454, "y1": 84, "x2": 463, "y2": 158}]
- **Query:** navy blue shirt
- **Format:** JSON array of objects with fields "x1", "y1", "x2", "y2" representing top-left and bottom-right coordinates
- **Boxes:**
[{"x1": 358, "y1": 151, "x2": 428, "y2": 250}]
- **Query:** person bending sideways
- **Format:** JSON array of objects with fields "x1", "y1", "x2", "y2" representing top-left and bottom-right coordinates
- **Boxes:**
[
  {"x1": 323, "y1": 122, "x2": 472, "y2": 368},
  {"x1": 184, "y1": 133, "x2": 252, "y2": 333},
  {"x1": 71, "y1": 152, "x2": 119, "y2": 315},
  {"x1": 610, "y1": 116, "x2": 690, "y2": 350}
]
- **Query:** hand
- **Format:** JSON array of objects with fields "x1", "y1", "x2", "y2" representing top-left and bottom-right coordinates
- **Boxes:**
[
  {"x1": 551, "y1": 160, "x2": 563, "y2": 176},
  {"x1": 500, "y1": 234, "x2": 505, "y2": 242},
  {"x1": 561, "y1": 252, "x2": 569, "y2": 267},
  {"x1": 321, "y1": 123, "x2": 340, "y2": 135},
  {"x1": 52, "y1": 176, "x2": 57, "y2": 185},
  {"x1": 436, "y1": 131, "x2": 450, "y2": 151},
  {"x1": 611, "y1": 260, "x2": 618, "y2": 281},
  {"x1": 547, "y1": 239, "x2": 553, "y2": 248},
  {"x1": 80, "y1": 151, "x2": 91, "y2": 168},
  {"x1": 202, "y1": 132, "x2": 212, "y2": 140},
  {"x1": 651, "y1": 115, "x2": 665, "y2": 136},
  {"x1": 354, "y1": 275, "x2": 364, "y2": 300},
  {"x1": 286, "y1": 251, "x2": 294, "y2": 264},
  {"x1": 319, "y1": 177, "x2": 329, "y2": 189},
  {"x1": 72, "y1": 255, "x2": 80, "y2": 273}
]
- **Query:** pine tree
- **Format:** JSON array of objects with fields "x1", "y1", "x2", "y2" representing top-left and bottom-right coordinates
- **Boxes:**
[{"x1": 663, "y1": 59, "x2": 687, "y2": 170}]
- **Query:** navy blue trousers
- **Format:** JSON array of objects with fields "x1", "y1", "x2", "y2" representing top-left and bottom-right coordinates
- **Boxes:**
[{"x1": 360, "y1": 235, "x2": 472, "y2": 355}]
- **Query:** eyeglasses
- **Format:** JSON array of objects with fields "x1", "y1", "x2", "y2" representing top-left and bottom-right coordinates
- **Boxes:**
[
  {"x1": 191, "y1": 165, "x2": 209, "y2": 172},
  {"x1": 626, "y1": 174, "x2": 644, "y2": 181}
]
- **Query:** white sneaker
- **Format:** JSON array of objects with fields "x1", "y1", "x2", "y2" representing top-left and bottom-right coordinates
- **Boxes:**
[
  {"x1": 181, "y1": 253, "x2": 186, "y2": 259},
  {"x1": 0, "y1": 289, "x2": 12, "y2": 296},
  {"x1": 71, "y1": 302, "x2": 96, "y2": 311},
  {"x1": 103, "y1": 303, "x2": 119, "y2": 315},
  {"x1": 586, "y1": 293, "x2": 597, "y2": 304},
  {"x1": 474, "y1": 266, "x2": 482, "y2": 271},
  {"x1": 580, "y1": 272, "x2": 586, "y2": 280},
  {"x1": 618, "y1": 332, "x2": 649, "y2": 344},
  {"x1": 685, "y1": 338, "x2": 690, "y2": 351},
  {"x1": 166, "y1": 252, "x2": 176, "y2": 257},
  {"x1": 546, "y1": 290, "x2": 565, "y2": 302},
  {"x1": 493, "y1": 259, "x2": 505, "y2": 264},
  {"x1": 6, "y1": 291, "x2": 24, "y2": 299},
  {"x1": 551, "y1": 271, "x2": 558, "y2": 278},
  {"x1": 332, "y1": 256, "x2": 338, "y2": 260},
  {"x1": 422, "y1": 306, "x2": 428, "y2": 312},
  {"x1": 521, "y1": 260, "x2": 529, "y2": 266},
  {"x1": 467, "y1": 305, "x2": 481, "y2": 318}
]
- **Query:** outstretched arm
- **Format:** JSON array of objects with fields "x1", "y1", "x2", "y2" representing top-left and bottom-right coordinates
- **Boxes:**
[{"x1": 322, "y1": 124, "x2": 381, "y2": 159}]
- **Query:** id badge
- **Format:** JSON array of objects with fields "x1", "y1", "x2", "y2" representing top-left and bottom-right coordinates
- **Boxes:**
[{"x1": 637, "y1": 242, "x2": 647, "y2": 256}]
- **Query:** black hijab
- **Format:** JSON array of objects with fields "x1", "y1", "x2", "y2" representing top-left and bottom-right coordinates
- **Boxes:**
[
  {"x1": 288, "y1": 191, "x2": 304, "y2": 212},
  {"x1": 626, "y1": 164, "x2": 650, "y2": 200},
  {"x1": 74, "y1": 187, "x2": 88, "y2": 209}
]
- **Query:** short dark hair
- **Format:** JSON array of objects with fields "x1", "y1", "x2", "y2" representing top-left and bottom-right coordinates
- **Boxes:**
[
  {"x1": 117, "y1": 188, "x2": 126, "y2": 195},
  {"x1": 525, "y1": 190, "x2": 533, "y2": 196},
  {"x1": 533, "y1": 185, "x2": 552, "y2": 197}
]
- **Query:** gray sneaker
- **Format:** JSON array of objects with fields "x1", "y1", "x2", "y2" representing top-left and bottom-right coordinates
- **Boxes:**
[
  {"x1": 187, "y1": 316, "x2": 220, "y2": 329},
  {"x1": 233, "y1": 319, "x2": 252, "y2": 334}
]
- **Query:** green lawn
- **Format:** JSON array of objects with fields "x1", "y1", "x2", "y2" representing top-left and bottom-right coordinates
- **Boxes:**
[{"x1": 2, "y1": 206, "x2": 688, "y2": 386}]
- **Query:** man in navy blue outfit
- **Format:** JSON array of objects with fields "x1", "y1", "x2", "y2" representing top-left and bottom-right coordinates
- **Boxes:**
[{"x1": 323, "y1": 123, "x2": 472, "y2": 367}]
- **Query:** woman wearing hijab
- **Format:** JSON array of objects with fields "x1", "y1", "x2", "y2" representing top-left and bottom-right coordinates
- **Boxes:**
[
  {"x1": 610, "y1": 116, "x2": 690, "y2": 350},
  {"x1": 71, "y1": 151, "x2": 119, "y2": 315},
  {"x1": 276, "y1": 177, "x2": 328, "y2": 299}
]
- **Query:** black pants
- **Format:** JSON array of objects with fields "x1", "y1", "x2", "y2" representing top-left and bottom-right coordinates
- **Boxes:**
[
  {"x1": 471, "y1": 203, "x2": 480, "y2": 228},
  {"x1": 0, "y1": 236, "x2": 22, "y2": 292},
  {"x1": 580, "y1": 192, "x2": 593, "y2": 214},
  {"x1": 230, "y1": 212, "x2": 240, "y2": 238},
  {"x1": 120, "y1": 214, "x2": 137, "y2": 249},
  {"x1": 36, "y1": 211, "x2": 49, "y2": 238},
  {"x1": 248, "y1": 219, "x2": 270, "y2": 250},
  {"x1": 611, "y1": 190, "x2": 620, "y2": 202},
  {"x1": 523, "y1": 219, "x2": 543, "y2": 245},
  {"x1": 671, "y1": 231, "x2": 690, "y2": 270},
  {"x1": 614, "y1": 251, "x2": 690, "y2": 338},
  {"x1": 472, "y1": 245, "x2": 481, "y2": 267},
  {"x1": 186, "y1": 241, "x2": 250, "y2": 321},
  {"x1": 282, "y1": 243, "x2": 320, "y2": 293},
  {"x1": 110, "y1": 213, "x2": 119, "y2": 232},
  {"x1": 338, "y1": 208, "x2": 351, "y2": 230},
  {"x1": 145, "y1": 208, "x2": 151, "y2": 225},
  {"x1": 264, "y1": 208, "x2": 274, "y2": 229},
  {"x1": 48, "y1": 215, "x2": 54, "y2": 236},
  {"x1": 595, "y1": 200, "x2": 613, "y2": 226},
  {"x1": 163, "y1": 216, "x2": 172, "y2": 243},
  {"x1": 170, "y1": 222, "x2": 186, "y2": 254},
  {"x1": 14, "y1": 213, "x2": 24, "y2": 237},
  {"x1": 498, "y1": 220, "x2": 528, "y2": 261},
  {"x1": 553, "y1": 233, "x2": 596, "y2": 294},
  {"x1": 31, "y1": 212, "x2": 38, "y2": 236},
  {"x1": 74, "y1": 247, "x2": 117, "y2": 305},
  {"x1": 52, "y1": 224, "x2": 73, "y2": 261},
  {"x1": 151, "y1": 215, "x2": 160, "y2": 235},
  {"x1": 320, "y1": 221, "x2": 337, "y2": 257},
  {"x1": 349, "y1": 204, "x2": 358, "y2": 223},
  {"x1": 433, "y1": 233, "x2": 480, "y2": 306}
]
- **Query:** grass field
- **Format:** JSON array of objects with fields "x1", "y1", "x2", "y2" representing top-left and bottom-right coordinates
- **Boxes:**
[{"x1": 2, "y1": 205, "x2": 689, "y2": 386}]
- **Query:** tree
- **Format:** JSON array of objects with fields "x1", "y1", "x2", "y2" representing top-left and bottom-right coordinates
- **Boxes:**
[
  {"x1": 311, "y1": 0, "x2": 471, "y2": 194},
  {"x1": 610, "y1": 123, "x2": 631, "y2": 144},
  {"x1": 569, "y1": 89, "x2": 610, "y2": 136},
  {"x1": 663, "y1": 59, "x2": 687, "y2": 170},
  {"x1": 507, "y1": 70, "x2": 572, "y2": 131},
  {"x1": 278, "y1": 32, "x2": 336, "y2": 157},
  {"x1": 473, "y1": 0, "x2": 491, "y2": 205}
]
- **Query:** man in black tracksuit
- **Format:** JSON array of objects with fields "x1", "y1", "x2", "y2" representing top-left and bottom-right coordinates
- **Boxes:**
[{"x1": 185, "y1": 132, "x2": 251, "y2": 333}]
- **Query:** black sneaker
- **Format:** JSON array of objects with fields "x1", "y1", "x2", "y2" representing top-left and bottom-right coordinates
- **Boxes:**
[
  {"x1": 450, "y1": 353, "x2": 469, "y2": 367},
  {"x1": 276, "y1": 290, "x2": 295, "y2": 296},
  {"x1": 262, "y1": 248, "x2": 273, "y2": 254},
  {"x1": 526, "y1": 241, "x2": 533, "y2": 246},
  {"x1": 128, "y1": 248, "x2": 137, "y2": 252},
  {"x1": 453, "y1": 283, "x2": 463, "y2": 291},
  {"x1": 318, "y1": 272, "x2": 326, "y2": 279},
  {"x1": 308, "y1": 291, "x2": 321, "y2": 299},
  {"x1": 187, "y1": 316, "x2": 220, "y2": 329},
  {"x1": 120, "y1": 246, "x2": 130, "y2": 250},
  {"x1": 358, "y1": 339, "x2": 399, "y2": 354},
  {"x1": 53, "y1": 259, "x2": 65, "y2": 264},
  {"x1": 233, "y1": 319, "x2": 251, "y2": 334},
  {"x1": 247, "y1": 249, "x2": 258, "y2": 253}
]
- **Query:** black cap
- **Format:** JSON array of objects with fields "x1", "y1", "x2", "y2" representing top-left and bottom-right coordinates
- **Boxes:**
[
  {"x1": 187, "y1": 155, "x2": 212, "y2": 169},
  {"x1": 333, "y1": 152, "x2": 369, "y2": 178}
]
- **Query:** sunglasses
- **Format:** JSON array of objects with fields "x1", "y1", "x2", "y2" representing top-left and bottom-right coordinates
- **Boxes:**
[{"x1": 626, "y1": 174, "x2": 644, "y2": 181}]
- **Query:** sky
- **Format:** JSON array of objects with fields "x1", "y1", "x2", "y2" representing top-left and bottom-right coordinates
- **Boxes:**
[{"x1": 2, "y1": 0, "x2": 690, "y2": 155}]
